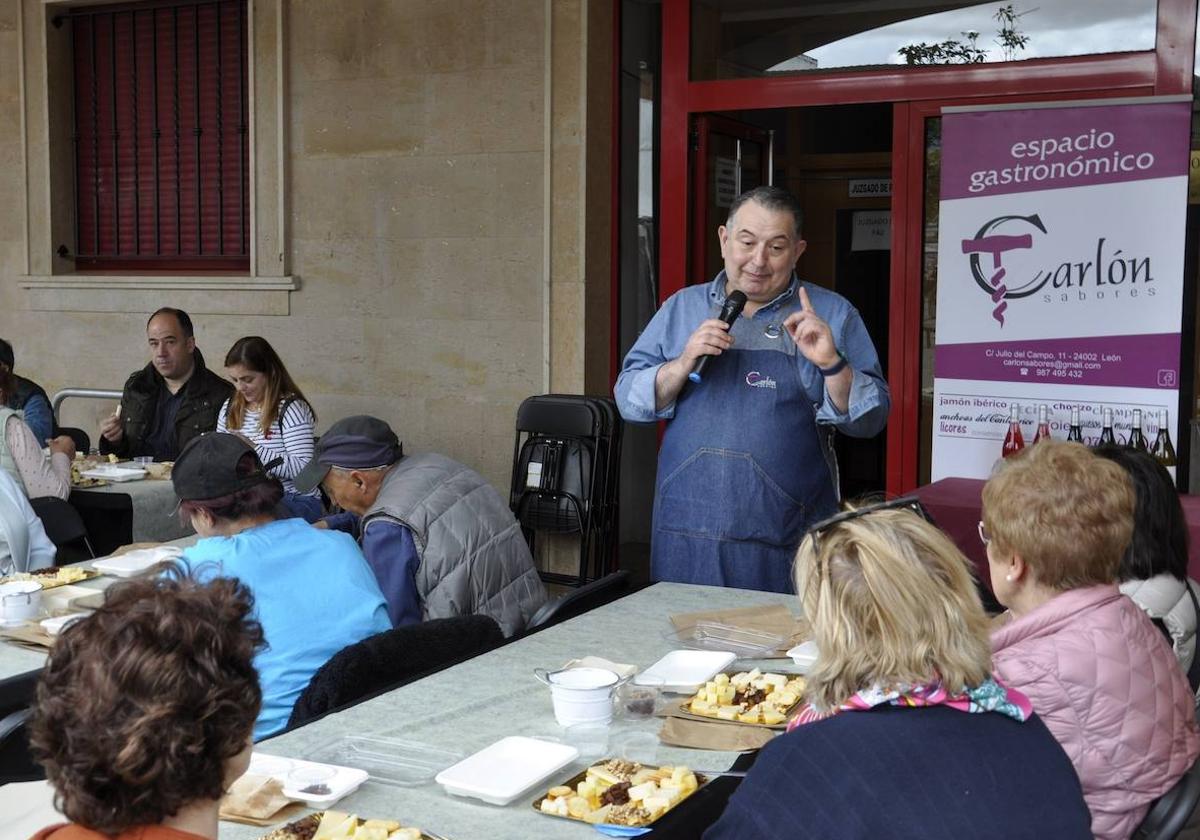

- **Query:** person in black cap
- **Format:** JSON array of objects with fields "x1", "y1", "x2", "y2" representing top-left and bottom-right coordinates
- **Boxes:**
[
  {"x1": 173, "y1": 432, "x2": 390, "y2": 739},
  {"x1": 296, "y1": 415, "x2": 546, "y2": 636},
  {"x1": 0, "y1": 338, "x2": 54, "y2": 445}
]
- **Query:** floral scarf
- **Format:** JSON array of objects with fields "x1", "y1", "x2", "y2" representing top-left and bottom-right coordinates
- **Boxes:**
[{"x1": 787, "y1": 676, "x2": 1033, "y2": 732}]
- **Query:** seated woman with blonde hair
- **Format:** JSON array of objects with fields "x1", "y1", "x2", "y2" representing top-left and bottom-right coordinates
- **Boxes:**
[
  {"x1": 704, "y1": 499, "x2": 1091, "y2": 840},
  {"x1": 28, "y1": 569, "x2": 263, "y2": 840},
  {"x1": 986, "y1": 440, "x2": 1200, "y2": 840}
]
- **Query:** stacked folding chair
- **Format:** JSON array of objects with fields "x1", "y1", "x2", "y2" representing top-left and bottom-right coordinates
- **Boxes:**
[{"x1": 510, "y1": 395, "x2": 623, "y2": 587}]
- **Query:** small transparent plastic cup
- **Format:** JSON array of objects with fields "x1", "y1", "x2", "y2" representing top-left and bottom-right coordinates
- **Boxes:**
[
  {"x1": 132, "y1": 456, "x2": 153, "y2": 467},
  {"x1": 618, "y1": 674, "x2": 664, "y2": 720},
  {"x1": 612, "y1": 730, "x2": 659, "y2": 765},
  {"x1": 563, "y1": 721, "x2": 611, "y2": 761}
]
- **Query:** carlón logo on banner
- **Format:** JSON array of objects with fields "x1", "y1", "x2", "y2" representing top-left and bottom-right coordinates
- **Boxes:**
[{"x1": 932, "y1": 98, "x2": 1190, "y2": 481}]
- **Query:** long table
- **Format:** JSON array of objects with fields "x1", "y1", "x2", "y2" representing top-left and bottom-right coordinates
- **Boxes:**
[
  {"x1": 69, "y1": 477, "x2": 193, "y2": 555},
  {"x1": 914, "y1": 477, "x2": 1200, "y2": 581},
  {"x1": 221, "y1": 581, "x2": 796, "y2": 840},
  {"x1": 2, "y1": 578, "x2": 799, "y2": 838},
  {"x1": 0, "y1": 536, "x2": 198, "y2": 710}
]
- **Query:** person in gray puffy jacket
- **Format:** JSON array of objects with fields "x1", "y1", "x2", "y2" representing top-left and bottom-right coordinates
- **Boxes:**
[
  {"x1": 1094, "y1": 444, "x2": 1199, "y2": 696},
  {"x1": 297, "y1": 415, "x2": 546, "y2": 637}
]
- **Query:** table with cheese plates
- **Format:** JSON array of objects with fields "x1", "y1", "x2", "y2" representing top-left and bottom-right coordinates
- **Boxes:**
[
  {"x1": 225, "y1": 581, "x2": 799, "y2": 840},
  {"x1": 0, "y1": 535, "x2": 198, "y2": 712},
  {"x1": 69, "y1": 473, "x2": 193, "y2": 555}
]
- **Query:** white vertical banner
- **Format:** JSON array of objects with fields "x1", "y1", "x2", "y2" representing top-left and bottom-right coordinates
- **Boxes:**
[{"x1": 932, "y1": 98, "x2": 1190, "y2": 480}]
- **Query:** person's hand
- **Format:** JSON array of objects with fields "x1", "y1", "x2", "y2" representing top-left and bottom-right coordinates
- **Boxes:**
[
  {"x1": 99, "y1": 406, "x2": 123, "y2": 444},
  {"x1": 783, "y1": 286, "x2": 839, "y2": 369},
  {"x1": 312, "y1": 518, "x2": 329, "y2": 530},
  {"x1": 680, "y1": 318, "x2": 735, "y2": 368},
  {"x1": 47, "y1": 435, "x2": 76, "y2": 460}
]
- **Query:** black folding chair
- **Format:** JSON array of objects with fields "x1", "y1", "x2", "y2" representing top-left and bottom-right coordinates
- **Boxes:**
[
  {"x1": 511, "y1": 395, "x2": 623, "y2": 587},
  {"x1": 1133, "y1": 754, "x2": 1200, "y2": 840},
  {"x1": 29, "y1": 496, "x2": 95, "y2": 563},
  {"x1": 0, "y1": 708, "x2": 41, "y2": 784},
  {"x1": 286, "y1": 615, "x2": 505, "y2": 729},
  {"x1": 523, "y1": 570, "x2": 633, "y2": 634}
]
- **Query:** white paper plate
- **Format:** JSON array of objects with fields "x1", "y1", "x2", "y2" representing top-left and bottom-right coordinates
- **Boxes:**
[
  {"x1": 246, "y1": 752, "x2": 369, "y2": 808},
  {"x1": 80, "y1": 465, "x2": 146, "y2": 482},
  {"x1": 638, "y1": 649, "x2": 737, "y2": 694},
  {"x1": 435, "y1": 736, "x2": 579, "y2": 806},
  {"x1": 92, "y1": 546, "x2": 183, "y2": 578}
]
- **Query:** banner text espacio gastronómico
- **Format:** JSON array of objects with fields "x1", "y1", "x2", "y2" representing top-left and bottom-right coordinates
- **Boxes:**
[{"x1": 932, "y1": 98, "x2": 1190, "y2": 480}]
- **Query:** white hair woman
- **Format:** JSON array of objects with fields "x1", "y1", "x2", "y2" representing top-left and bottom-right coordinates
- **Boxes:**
[{"x1": 704, "y1": 499, "x2": 1091, "y2": 840}]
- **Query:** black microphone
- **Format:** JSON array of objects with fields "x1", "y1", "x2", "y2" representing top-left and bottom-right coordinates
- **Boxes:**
[{"x1": 689, "y1": 290, "x2": 748, "y2": 383}]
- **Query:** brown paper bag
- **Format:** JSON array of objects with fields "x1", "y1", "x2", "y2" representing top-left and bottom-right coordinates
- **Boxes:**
[
  {"x1": 219, "y1": 774, "x2": 300, "y2": 826},
  {"x1": 658, "y1": 716, "x2": 776, "y2": 751},
  {"x1": 669, "y1": 603, "x2": 811, "y2": 655},
  {"x1": 0, "y1": 621, "x2": 55, "y2": 648}
]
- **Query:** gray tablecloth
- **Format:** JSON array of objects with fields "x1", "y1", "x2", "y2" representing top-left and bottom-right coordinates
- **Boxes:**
[
  {"x1": 219, "y1": 582, "x2": 800, "y2": 840},
  {"x1": 72, "y1": 478, "x2": 193, "y2": 543}
]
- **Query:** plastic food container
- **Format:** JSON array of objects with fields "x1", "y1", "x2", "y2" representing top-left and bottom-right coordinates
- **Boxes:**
[
  {"x1": 92, "y1": 546, "x2": 183, "y2": 578},
  {"x1": 436, "y1": 736, "x2": 579, "y2": 806},
  {"x1": 786, "y1": 640, "x2": 820, "y2": 674},
  {"x1": 664, "y1": 621, "x2": 786, "y2": 658},
  {"x1": 246, "y1": 752, "x2": 368, "y2": 808},
  {"x1": 79, "y1": 464, "x2": 146, "y2": 482},
  {"x1": 638, "y1": 650, "x2": 737, "y2": 694},
  {"x1": 309, "y1": 735, "x2": 464, "y2": 787}
]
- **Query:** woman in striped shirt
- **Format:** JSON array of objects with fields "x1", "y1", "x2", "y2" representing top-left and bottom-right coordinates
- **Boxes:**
[{"x1": 217, "y1": 336, "x2": 323, "y2": 522}]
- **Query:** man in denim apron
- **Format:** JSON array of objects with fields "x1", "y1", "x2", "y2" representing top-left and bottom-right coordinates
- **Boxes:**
[{"x1": 615, "y1": 186, "x2": 890, "y2": 592}]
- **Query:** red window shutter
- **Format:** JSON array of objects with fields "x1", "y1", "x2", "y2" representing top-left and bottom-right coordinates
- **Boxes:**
[{"x1": 71, "y1": 0, "x2": 248, "y2": 271}]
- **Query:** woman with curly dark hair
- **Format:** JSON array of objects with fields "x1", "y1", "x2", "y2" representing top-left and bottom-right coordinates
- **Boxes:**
[{"x1": 28, "y1": 568, "x2": 264, "y2": 840}]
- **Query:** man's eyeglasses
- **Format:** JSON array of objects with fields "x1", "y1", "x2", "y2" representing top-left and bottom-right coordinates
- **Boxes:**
[
  {"x1": 806, "y1": 496, "x2": 934, "y2": 554},
  {"x1": 977, "y1": 521, "x2": 991, "y2": 546}
]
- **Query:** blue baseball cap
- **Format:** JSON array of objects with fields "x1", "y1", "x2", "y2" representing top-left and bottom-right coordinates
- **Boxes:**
[{"x1": 293, "y1": 415, "x2": 403, "y2": 493}]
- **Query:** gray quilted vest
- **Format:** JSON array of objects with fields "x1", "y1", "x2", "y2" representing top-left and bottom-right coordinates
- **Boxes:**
[{"x1": 361, "y1": 452, "x2": 547, "y2": 637}]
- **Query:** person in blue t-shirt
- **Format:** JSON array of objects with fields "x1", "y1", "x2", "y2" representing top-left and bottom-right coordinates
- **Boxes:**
[{"x1": 173, "y1": 432, "x2": 391, "y2": 740}]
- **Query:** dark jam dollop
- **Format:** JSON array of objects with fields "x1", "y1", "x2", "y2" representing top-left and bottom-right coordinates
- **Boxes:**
[{"x1": 600, "y1": 781, "x2": 632, "y2": 806}]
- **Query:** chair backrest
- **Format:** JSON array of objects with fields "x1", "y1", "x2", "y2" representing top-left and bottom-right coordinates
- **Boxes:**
[
  {"x1": 28, "y1": 497, "x2": 93, "y2": 559},
  {"x1": 287, "y1": 615, "x2": 505, "y2": 729},
  {"x1": 524, "y1": 570, "x2": 633, "y2": 634},
  {"x1": 1133, "y1": 753, "x2": 1200, "y2": 840},
  {"x1": 0, "y1": 708, "x2": 42, "y2": 784},
  {"x1": 55, "y1": 427, "x2": 91, "y2": 456}
]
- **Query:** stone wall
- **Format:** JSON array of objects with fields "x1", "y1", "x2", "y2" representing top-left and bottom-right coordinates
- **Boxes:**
[{"x1": 0, "y1": 0, "x2": 613, "y2": 497}]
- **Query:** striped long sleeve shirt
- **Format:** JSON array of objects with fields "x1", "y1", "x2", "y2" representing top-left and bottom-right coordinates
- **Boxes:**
[{"x1": 217, "y1": 397, "x2": 320, "y2": 497}]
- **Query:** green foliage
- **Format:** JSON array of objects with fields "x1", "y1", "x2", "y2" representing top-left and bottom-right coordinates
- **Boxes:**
[{"x1": 898, "y1": 4, "x2": 1030, "y2": 66}]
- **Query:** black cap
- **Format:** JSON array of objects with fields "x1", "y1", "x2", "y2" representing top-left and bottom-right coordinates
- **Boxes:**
[
  {"x1": 293, "y1": 415, "x2": 402, "y2": 494},
  {"x1": 172, "y1": 433, "x2": 275, "y2": 501}
]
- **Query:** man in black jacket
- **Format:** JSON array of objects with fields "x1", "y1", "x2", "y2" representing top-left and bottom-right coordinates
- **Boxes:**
[{"x1": 99, "y1": 308, "x2": 232, "y2": 461}]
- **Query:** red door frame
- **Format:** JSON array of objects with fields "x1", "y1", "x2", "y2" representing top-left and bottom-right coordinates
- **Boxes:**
[
  {"x1": 690, "y1": 114, "x2": 772, "y2": 285},
  {"x1": 657, "y1": 0, "x2": 1197, "y2": 495}
]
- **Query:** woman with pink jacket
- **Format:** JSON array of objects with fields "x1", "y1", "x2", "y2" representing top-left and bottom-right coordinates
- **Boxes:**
[{"x1": 984, "y1": 440, "x2": 1200, "y2": 840}]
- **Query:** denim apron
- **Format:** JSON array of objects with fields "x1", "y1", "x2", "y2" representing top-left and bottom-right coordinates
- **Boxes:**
[{"x1": 651, "y1": 332, "x2": 837, "y2": 593}]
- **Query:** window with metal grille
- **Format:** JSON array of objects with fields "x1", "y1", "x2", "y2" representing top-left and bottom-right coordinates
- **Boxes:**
[{"x1": 70, "y1": 0, "x2": 249, "y2": 271}]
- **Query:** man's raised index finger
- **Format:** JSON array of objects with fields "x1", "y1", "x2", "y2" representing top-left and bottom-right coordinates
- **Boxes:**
[{"x1": 798, "y1": 285, "x2": 813, "y2": 310}]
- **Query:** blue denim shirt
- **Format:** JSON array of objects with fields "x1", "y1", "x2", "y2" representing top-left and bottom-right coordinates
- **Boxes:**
[{"x1": 615, "y1": 274, "x2": 890, "y2": 437}]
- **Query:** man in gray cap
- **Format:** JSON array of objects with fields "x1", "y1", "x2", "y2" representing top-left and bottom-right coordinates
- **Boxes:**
[{"x1": 295, "y1": 415, "x2": 546, "y2": 636}]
